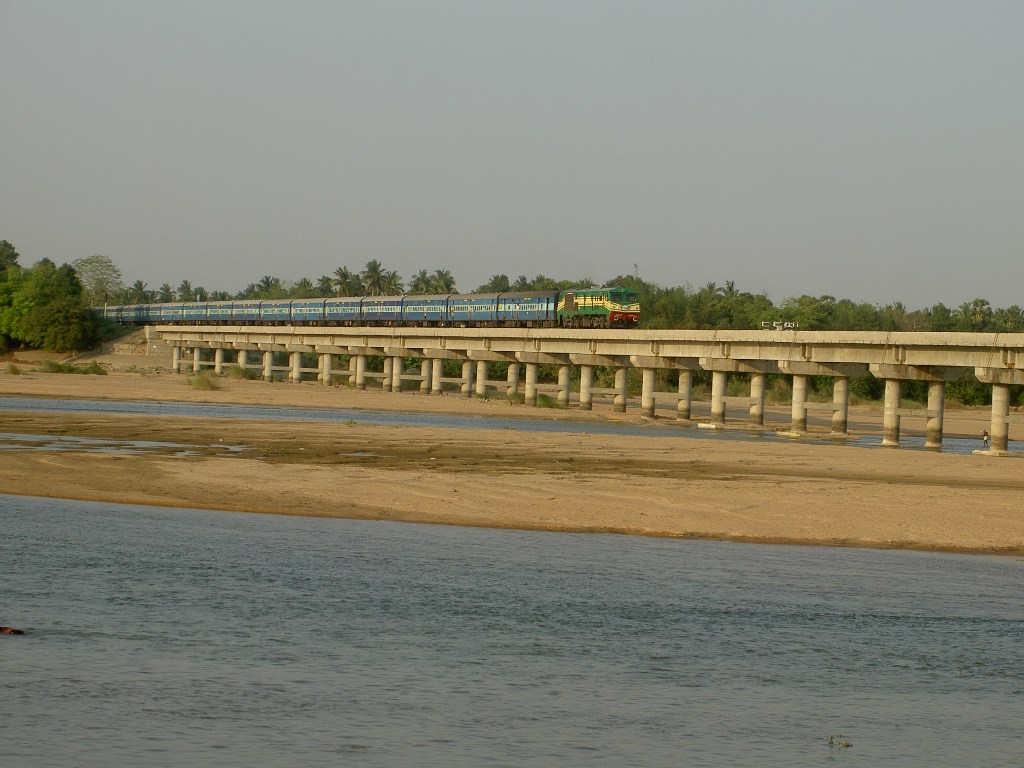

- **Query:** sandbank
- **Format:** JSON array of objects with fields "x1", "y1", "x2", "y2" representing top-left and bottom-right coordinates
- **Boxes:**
[{"x1": 1, "y1": 356, "x2": 1022, "y2": 556}]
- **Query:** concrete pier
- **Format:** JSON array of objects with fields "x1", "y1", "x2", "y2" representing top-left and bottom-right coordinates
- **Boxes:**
[
  {"x1": 710, "y1": 371, "x2": 727, "y2": 425},
  {"x1": 420, "y1": 360, "x2": 431, "y2": 393},
  {"x1": 476, "y1": 360, "x2": 488, "y2": 397},
  {"x1": 507, "y1": 363, "x2": 520, "y2": 398},
  {"x1": 579, "y1": 365, "x2": 594, "y2": 411},
  {"x1": 558, "y1": 365, "x2": 571, "y2": 407},
  {"x1": 790, "y1": 374, "x2": 808, "y2": 433},
  {"x1": 355, "y1": 355, "x2": 367, "y2": 390},
  {"x1": 883, "y1": 379, "x2": 901, "y2": 446},
  {"x1": 925, "y1": 381, "x2": 945, "y2": 449},
  {"x1": 677, "y1": 370, "x2": 692, "y2": 421},
  {"x1": 990, "y1": 383, "x2": 1011, "y2": 452},
  {"x1": 431, "y1": 358, "x2": 443, "y2": 395},
  {"x1": 749, "y1": 373, "x2": 766, "y2": 427},
  {"x1": 395, "y1": 356, "x2": 405, "y2": 391},
  {"x1": 613, "y1": 368, "x2": 628, "y2": 413},
  {"x1": 831, "y1": 377, "x2": 849, "y2": 434},
  {"x1": 155, "y1": 325, "x2": 1024, "y2": 454},
  {"x1": 641, "y1": 368, "x2": 656, "y2": 417}
]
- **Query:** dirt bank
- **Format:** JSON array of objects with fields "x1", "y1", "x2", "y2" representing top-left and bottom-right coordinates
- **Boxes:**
[{"x1": 2, "y1": 367, "x2": 1021, "y2": 555}]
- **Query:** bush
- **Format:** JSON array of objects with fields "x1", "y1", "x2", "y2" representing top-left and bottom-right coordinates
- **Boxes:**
[
  {"x1": 226, "y1": 364, "x2": 259, "y2": 380},
  {"x1": 849, "y1": 372, "x2": 884, "y2": 401},
  {"x1": 4, "y1": 362, "x2": 21, "y2": 375},
  {"x1": 40, "y1": 358, "x2": 70, "y2": 373},
  {"x1": 765, "y1": 377, "x2": 791, "y2": 405},
  {"x1": 947, "y1": 373, "x2": 988, "y2": 406},
  {"x1": 39, "y1": 359, "x2": 106, "y2": 375},
  {"x1": 188, "y1": 371, "x2": 220, "y2": 390}
]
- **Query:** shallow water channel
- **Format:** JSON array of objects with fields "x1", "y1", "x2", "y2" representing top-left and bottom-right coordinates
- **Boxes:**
[{"x1": 0, "y1": 395, "x2": 1017, "y2": 455}]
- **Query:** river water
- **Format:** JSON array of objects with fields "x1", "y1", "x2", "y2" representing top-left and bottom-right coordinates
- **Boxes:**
[
  {"x1": 1, "y1": 395, "x2": 1019, "y2": 454},
  {"x1": 2, "y1": 495, "x2": 1021, "y2": 767}
]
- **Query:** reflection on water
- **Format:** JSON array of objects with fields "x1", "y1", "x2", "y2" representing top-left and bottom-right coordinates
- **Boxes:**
[
  {"x1": 0, "y1": 431, "x2": 247, "y2": 456},
  {"x1": 2, "y1": 495, "x2": 1022, "y2": 768},
  {"x1": 2, "y1": 395, "x2": 1020, "y2": 455}
]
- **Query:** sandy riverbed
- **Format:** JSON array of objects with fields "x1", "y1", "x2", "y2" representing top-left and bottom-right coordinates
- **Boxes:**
[{"x1": 1, "y1": 354, "x2": 1022, "y2": 555}]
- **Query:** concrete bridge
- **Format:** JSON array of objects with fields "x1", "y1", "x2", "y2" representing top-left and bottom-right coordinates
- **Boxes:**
[{"x1": 152, "y1": 325, "x2": 1024, "y2": 452}]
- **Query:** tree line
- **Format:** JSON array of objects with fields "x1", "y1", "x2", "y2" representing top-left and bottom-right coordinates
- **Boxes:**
[{"x1": 3, "y1": 241, "x2": 1024, "y2": 354}]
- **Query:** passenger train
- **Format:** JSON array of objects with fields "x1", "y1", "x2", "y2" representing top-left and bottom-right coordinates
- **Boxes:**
[{"x1": 100, "y1": 287, "x2": 641, "y2": 329}]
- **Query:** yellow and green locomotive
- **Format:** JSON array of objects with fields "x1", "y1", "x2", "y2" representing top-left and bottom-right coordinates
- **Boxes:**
[{"x1": 557, "y1": 288, "x2": 641, "y2": 329}]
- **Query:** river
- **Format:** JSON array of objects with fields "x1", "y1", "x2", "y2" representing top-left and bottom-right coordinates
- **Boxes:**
[{"x1": 2, "y1": 494, "x2": 1021, "y2": 767}]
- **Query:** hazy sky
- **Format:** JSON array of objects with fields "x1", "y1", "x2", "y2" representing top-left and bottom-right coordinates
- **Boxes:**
[{"x1": 2, "y1": 1, "x2": 1022, "y2": 308}]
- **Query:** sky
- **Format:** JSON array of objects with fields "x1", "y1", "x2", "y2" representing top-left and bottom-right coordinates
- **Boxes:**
[{"x1": 2, "y1": 1, "x2": 1022, "y2": 309}]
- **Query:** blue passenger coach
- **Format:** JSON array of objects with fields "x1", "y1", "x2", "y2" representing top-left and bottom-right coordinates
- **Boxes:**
[{"x1": 99, "y1": 287, "x2": 639, "y2": 329}]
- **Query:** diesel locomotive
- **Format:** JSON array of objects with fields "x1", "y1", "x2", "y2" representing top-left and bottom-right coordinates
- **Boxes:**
[{"x1": 100, "y1": 287, "x2": 641, "y2": 329}]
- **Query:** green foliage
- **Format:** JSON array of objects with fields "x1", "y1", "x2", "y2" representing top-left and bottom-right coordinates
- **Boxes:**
[
  {"x1": 188, "y1": 371, "x2": 220, "y2": 390},
  {"x1": 72, "y1": 254, "x2": 124, "y2": 306},
  {"x1": 39, "y1": 358, "x2": 106, "y2": 374},
  {"x1": 227, "y1": 364, "x2": 259, "y2": 380},
  {"x1": 725, "y1": 375, "x2": 749, "y2": 397},
  {"x1": 849, "y1": 372, "x2": 884, "y2": 401},
  {"x1": 946, "y1": 372, "x2": 988, "y2": 406},
  {"x1": 475, "y1": 274, "x2": 511, "y2": 292},
  {"x1": 0, "y1": 259, "x2": 97, "y2": 351},
  {"x1": 766, "y1": 376, "x2": 791, "y2": 405},
  {"x1": 4, "y1": 362, "x2": 21, "y2": 374},
  {"x1": 0, "y1": 241, "x2": 20, "y2": 272}
]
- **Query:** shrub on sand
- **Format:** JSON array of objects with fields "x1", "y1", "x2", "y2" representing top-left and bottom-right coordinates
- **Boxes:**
[
  {"x1": 79, "y1": 361, "x2": 107, "y2": 375},
  {"x1": 188, "y1": 371, "x2": 220, "y2": 390},
  {"x1": 40, "y1": 359, "x2": 70, "y2": 373}
]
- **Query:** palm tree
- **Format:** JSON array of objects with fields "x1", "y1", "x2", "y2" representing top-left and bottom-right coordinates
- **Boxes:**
[
  {"x1": 381, "y1": 269, "x2": 403, "y2": 295},
  {"x1": 953, "y1": 299, "x2": 992, "y2": 331},
  {"x1": 316, "y1": 275, "x2": 335, "y2": 297},
  {"x1": 333, "y1": 267, "x2": 359, "y2": 297},
  {"x1": 255, "y1": 275, "x2": 285, "y2": 299},
  {"x1": 361, "y1": 260, "x2": 386, "y2": 296},
  {"x1": 291, "y1": 277, "x2": 315, "y2": 298},
  {"x1": 431, "y1": 269, "x2": 457, "y2": 293},
  {"x1": 130, "y1": 280, "x2": 150, "y2": 304},
  {"x1": 177, "y1": 280, "x2": 194, "y2": 302},
  {"x1": 158, "y1": 283, "x2": 174, "y2": 302},
  {"x1": 409, "y1": 269, "x2": 432, "y2": 293},
  {"x1": 700, "y1": 281, "x2": 724, "y2": 298},
  {"x1": 476, "y1": 274, "x2": 511, "y2": 292}
]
